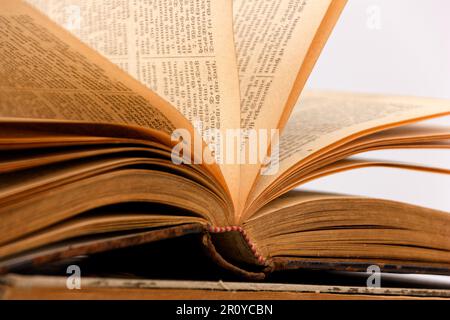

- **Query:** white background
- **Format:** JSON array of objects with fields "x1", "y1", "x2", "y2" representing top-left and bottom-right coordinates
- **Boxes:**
[{"x1": 303, "y1": 0, "x2": 450, "y2": 212}]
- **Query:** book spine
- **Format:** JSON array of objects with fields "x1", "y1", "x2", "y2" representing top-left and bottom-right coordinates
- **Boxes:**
[
  {"x1": 207, "y1": 226, "x2": 268, "y2": 265},
  {"x1": 201, "y1": 230, "x2": 269, "y2": 280}
]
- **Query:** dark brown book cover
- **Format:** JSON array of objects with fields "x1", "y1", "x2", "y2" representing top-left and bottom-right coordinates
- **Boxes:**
[
  {"x1": 1, "y1": 223, "x2": 449, "y2": 281},
  {"x1": 3, "y1": 274, "x2": 450, "y2": 300}
]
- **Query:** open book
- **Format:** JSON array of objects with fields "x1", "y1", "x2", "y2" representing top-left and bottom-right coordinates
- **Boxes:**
[{"x1": 0, "y1": 0, "x2": 449, "y2": 281}]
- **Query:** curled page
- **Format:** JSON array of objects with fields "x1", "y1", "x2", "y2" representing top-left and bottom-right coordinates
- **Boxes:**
[
  {"x1": 234, "y1": 0, "x2": 347, "y2": 216},
  {"x1": 27, "y1": 0, "x2": 242, "y2": 207}
]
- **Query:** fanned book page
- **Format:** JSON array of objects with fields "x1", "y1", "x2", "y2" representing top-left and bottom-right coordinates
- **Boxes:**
[
  {"x1": 25, "y1": 0, "x2": 348, "y2": 216},
  {"x1": 0, "y1": 0, "x2": 236, "y2": 184},
  {"x1": 245, "y1": 91, "x2": 450, "y2": 217},
  {"x1": 234, "y1": 0, "x2": 348, "y2": 214},
  {"x1": 26, "y1": 0, "x2": 243, "y2": 208},
  {"x1": 0, "y1": 1, "x2": 192, "y2": 135},
  {"x1": 27, "y1": 0, "x2": 241, "y2": 134}
]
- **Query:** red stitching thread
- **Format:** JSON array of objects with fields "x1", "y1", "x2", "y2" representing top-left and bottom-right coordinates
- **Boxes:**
[{"x1": 208, "y1": 226, "x2": 267, "y2": 265}]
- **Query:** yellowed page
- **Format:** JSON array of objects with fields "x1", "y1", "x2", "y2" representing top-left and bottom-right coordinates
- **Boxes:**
[
  {"x1": 234, "y1": 0, "x2": 347, "y2": 216},
  {"x1": 27, "y1": 0, "x2": 241, "y2": 137},
  {"x1": 0, "y1": 1, "x2": 201, "y2": 139},
  {"x1": 26, "y1": 0, "x2": 242, "y2": 207},
  {"x1": 0, "y1": 1, "x2": 239, "y2": 213},
  {"x1": 235, "y1": 0, "x2": 338, "y2": 131},
  {"x1": 246, "y1": 91, "x2": 450, "y2": 215}
]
